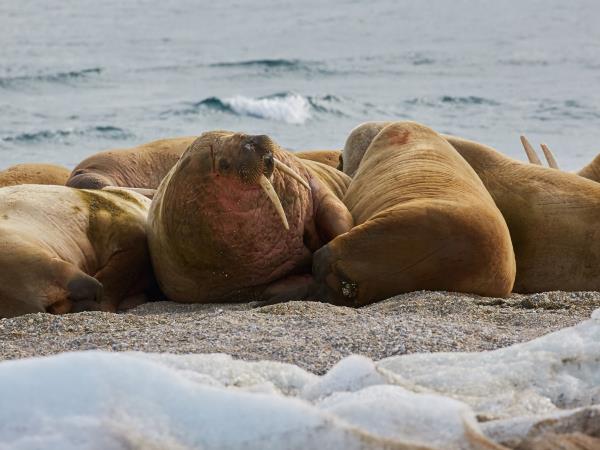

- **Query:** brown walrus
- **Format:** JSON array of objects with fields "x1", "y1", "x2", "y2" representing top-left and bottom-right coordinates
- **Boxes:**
[
  {"x1": 147, "y1": 131, "x2": 353, "y2": 304},
  {"x1": 0, "y1": 185, "x2": 152, "y2": 318},
  {"x1": 66, "y1": 137, "x2": 196, "y2": 190},
  {"x1": 312, "y1": 121, "x2": 516, "y2": 306},
  {"x1": 344, "y1": 121, "x2": 600, "y2": 293},
  {"x1": 0, "y1": 163, "x2": 70, "y2": 187},
  {"x1": 294, "y1": 150, "x2": 342, "y2": 170},
  {"x1": 520, "y1": 135, "x2": 600, "y2": 183}
]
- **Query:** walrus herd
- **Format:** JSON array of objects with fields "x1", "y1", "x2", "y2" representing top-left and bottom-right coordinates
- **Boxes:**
[{"x1": 1, "y1": 120, "x2": 599, "y2": 317}]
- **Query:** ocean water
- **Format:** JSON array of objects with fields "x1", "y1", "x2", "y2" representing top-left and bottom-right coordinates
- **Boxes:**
[{"x1": 1, "y1": 0, "x2": 599, "y2": 170}]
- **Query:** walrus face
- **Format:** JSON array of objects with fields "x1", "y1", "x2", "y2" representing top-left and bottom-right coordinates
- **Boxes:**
[
  {"x1": 233, "y1": 134, "x2": 276, "y2": 184},
  {"x1": 180, "y1": 132, "x2": 310, "y2": 230}
]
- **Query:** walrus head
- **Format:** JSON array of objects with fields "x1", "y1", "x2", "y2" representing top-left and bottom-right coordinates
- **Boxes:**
[{"x1": 175, "y1": 131, "x2": 309, "y2": 230}]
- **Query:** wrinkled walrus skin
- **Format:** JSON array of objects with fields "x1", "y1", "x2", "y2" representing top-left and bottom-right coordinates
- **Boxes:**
[
  {"x1": 312, "y1": 122, "x2": 516, "y2": 306},
  {"x1": 67, "y1": 137, "x2": 196, "y2": 190},
  {"x1": 0, "y1": 185, "x2": 152, "y2": 318},
  {"x1": 147, "y1": 131, "x2": 353, "y2": 304},
  {"x1": 0, "y1": 163, "x2": 70, "y2": 187},
  {"x1": 344, "y1": 121, "x2": 600, "y2": 293}
]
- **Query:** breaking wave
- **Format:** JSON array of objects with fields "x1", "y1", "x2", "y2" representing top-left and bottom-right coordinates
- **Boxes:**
[{"x1": 168, "y1": 92, "x2": 346, "y2": 124}]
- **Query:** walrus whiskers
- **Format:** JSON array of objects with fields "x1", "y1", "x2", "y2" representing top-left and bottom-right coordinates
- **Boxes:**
[
  {"x1": 540, "y1": 143, "x2": 560, "y2": 169},
  {"x1": 520, "y1": 135, "x2": 543, "y2": 165},
  {"x1": 258, "y1": 174, "x2": 289, "y2": 230},
  {"x1": 274, "y1": 158, "x2": 310, "y2": 190}
]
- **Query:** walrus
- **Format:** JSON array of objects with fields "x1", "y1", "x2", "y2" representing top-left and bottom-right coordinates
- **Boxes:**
[
  {"x1": 294, "y1": 150, "x2": 343, "y2": 170},
  {"x1": 520, "y1": 135, "x2": 600, "y2": 183},
  {"x1": 344, "y1": 121, "x2": 600, "y2": 293},
  {"x1": 147, "y1": 131, "x2": 353, "y2": 304},
  {"x1": 312, "y1": 121, "x2": 516, "y2": 306},
  {"x1": 66, "y1": 137, "x2": 196, "y2": 190},
  {"x1": 0, "y1": 163, "x2": 70, "y2": 187},
  {"x1": 0, "y1": 185, "x2": 152, "y2": 318}
]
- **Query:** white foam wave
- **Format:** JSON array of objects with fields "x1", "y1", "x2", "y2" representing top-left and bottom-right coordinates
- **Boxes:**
[{"x1": 223, "y1": 94, "x2": 311, "y2": 124}]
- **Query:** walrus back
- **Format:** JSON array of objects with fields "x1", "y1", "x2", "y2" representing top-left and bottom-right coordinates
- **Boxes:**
[
  {"x1": 67, "y1": 136, "x2": 196, "y2": 189},
  {"x1": 446, "y1": 135, "x2": 600, "y2": 292},
  {"x1": 295, "y1": 150, "x2": 342, "y2": 169},
  {"x1": 0, "y1": 163, "x2": 70, "y2": 187}
]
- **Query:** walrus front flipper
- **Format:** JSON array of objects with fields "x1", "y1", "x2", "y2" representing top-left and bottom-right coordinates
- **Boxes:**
[
  {"x1": 315, "y1": 192, "x2": 353, "y2": 244},
  {"x1": 252, "y1": 274, "x2": 317, "y2": 307},
  {"x1": 93, "y1": 237, "x2": 150, "y2": 313},
  {"x1": 43, "y1": 262, "x2": 104, "y2": 314},
  {"x1": 65, "y1": 272, "x2": 104, "y2": 313}
]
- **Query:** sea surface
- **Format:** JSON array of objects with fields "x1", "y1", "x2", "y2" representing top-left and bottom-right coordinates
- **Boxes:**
[{"x1": 1, "y1": 0, "x2": 599, "y2": 170}]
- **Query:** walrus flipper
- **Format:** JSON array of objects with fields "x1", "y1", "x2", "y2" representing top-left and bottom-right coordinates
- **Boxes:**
[
  {"x1": 251, "y1": 274, "x2": 317, "y2": 307},
  {"x1": 315, "y1": 192, "x2": 353, "y2": 244},
  {"x1": 66, "y1": 271, "x2": 104, "y2": 313}
]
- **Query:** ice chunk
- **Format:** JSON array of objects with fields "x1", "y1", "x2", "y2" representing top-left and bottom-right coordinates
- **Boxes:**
[
  {"x1": 378, "y1": 309, "x2": 600, "y2": 419},
  {"x1": 301, "y1": 355, "x2": 388, "y2": 400}
]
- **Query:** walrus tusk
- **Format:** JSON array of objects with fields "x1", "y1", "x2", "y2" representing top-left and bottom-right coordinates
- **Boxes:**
[
  {"x1": 258, "y1": 174, "x2": 289, "y2": 230},
  {"x1": 274, "y1": 158, "x2": 310, "y2": 190},
  {"x1": 520, "y1": 135, "x2": 543, "y2": 165},
  {"x1": 540, "y1": 143, "x2": 560, "y2": 169}
]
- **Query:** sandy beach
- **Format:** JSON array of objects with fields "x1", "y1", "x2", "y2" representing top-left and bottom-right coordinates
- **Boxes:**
[{"x1": 2, "y1": 290, "x2": 599, "y2": 374}]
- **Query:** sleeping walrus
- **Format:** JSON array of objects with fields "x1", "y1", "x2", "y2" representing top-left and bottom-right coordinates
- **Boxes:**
[
  {"x1": 0, "y1": 185, "x2": 152, "y2": 318},
  {"x1": 0, "y1": 163, "x2": 70, "y2": 187},
  {"x1": 147, "y1": 131, "x2": 353, "y2": 304},
  {"x1": 344, "y1": 121, "x2": 600, "y2": 293},
  {"x1": 66, "y1": 137, "x2": 196, "y2": 190},
  {"x1": 312, "y1": 121, "x2": 516, "y2": 306}
]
